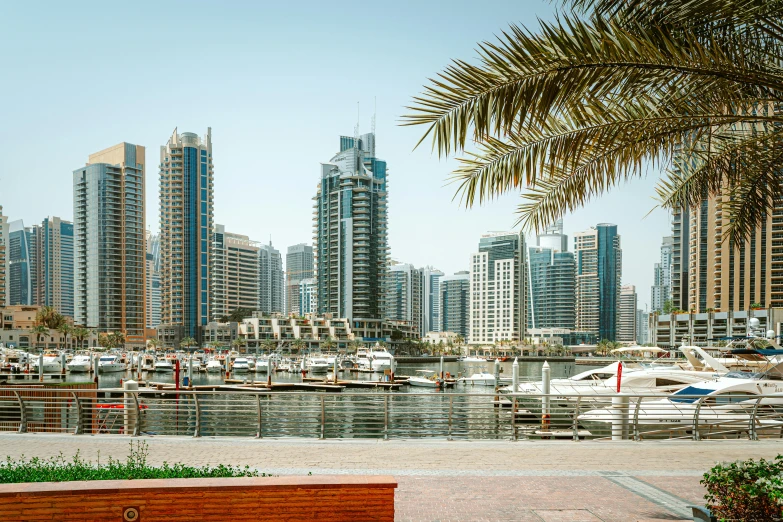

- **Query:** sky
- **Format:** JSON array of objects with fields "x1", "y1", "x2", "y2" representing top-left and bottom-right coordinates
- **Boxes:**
[{"x1": 0, "y1": 0, "x2": 670, "y2": 309}]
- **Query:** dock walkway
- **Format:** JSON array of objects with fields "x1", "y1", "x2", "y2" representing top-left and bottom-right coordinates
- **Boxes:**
[{"x1": 1, "y1": 434, "x2": 777, "y2": 521}]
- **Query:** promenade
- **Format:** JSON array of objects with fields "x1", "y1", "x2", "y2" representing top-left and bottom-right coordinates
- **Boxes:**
[{"x1": 1, "y1": 434, "x2": 779, "y2": 521}]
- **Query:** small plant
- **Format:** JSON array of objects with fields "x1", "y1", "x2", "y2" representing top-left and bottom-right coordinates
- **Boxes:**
[
  {"x1": 702, "y1": 456, "x2": 783, "y2": 521},
  {"x1": 0, "y1": 441, "x2": 266, "y2": 483}
]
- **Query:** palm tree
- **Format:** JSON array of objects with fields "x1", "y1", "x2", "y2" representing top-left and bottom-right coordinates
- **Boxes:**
[
  {"x1": 148, "y1": 338, "x2": 162, "y2": 352},
  {"x1": 36, "y1": 306, "x2": 66, "y2": 330},
  {"x1": 291, "y1": 338, "x2": 306, "y2": 354},
  {"x1": 57, "y1": 323, "x2": 72, "y2": 351},
  {"x1": 321, "y1": 336, "x2": 336, "y2": 353},
  {"x1": 347, "y1": 339, "x2": 363, "y2": 354},
  {"x1": 261, "y1": 339, "x2": 276, "y2": 354},
  {"x1": 72, "y1": 327, "x2": 91, "y2": 350},
  {"x1": 405, "y1": 1, "x2": 783, "y2": 244},
  {"x1": 230, "y1": 338, "x2": 247, "y2": 353},
  {"x1": 29, "y1": 324, "x2": 49, "y2": 353}
]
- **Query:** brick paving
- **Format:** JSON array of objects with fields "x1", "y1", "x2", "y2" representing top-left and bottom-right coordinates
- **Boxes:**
[{"x1": 1, "y1": 434, "x2": 779, "y2": 521}]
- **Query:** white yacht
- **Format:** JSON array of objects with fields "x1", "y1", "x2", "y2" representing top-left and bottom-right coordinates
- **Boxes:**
[
  {"x1": 254, "y1": 357, "x2": 270, "y2": 373},
  {"x1": 31, "y1": 356, "x2": 63, "y2": 373},
  {"x1": 308, "y1": 356, "x2": 330, "y2": 373},
  {"x1": 408, "y1": 370, "x2": 446, "y2": 388},
  {"x1": 66, "y1": 355, "x2": 92, "y2": 373},
  {"x1": 154, "y1": 359, "x2": 174, "y2": 372},
  {"x1": 356, "y1": 348, "x2": 371, "y2": 370},
  {"x1": 232, "y1": 357, "x2": 251, "y2": 372},
  {"x1": 369, "y1": 346, "x2": 393, "y2": 372},
  {"x1": 98, "y1": 355, "x2": 125, "y2": 373},
  {"x1": 461, "y1": 371, "x2": 496, "y2": 386},
  {"x1": 461, "y1": 356, "x2": 488, "y2": 363},
  {"x1": 206, "y1": 359, "x2": 223, "y2": 373}
]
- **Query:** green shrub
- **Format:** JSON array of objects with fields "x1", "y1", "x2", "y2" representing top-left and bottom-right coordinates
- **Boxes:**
[
  {"x1": 0, "y1": 441, "x2": 265, "y2": 483},
  {"x1": 702, "y1": 456, "x2": 783, "y2": 521}
]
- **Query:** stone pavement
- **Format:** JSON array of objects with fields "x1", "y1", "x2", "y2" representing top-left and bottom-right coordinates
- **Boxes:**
[{"x1": 1, "y1": 434, "x2": 780, "y2": 521}]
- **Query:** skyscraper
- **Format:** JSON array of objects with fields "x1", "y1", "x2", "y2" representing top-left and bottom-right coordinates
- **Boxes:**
[
  {"x1": 159, "y1": 129, "x2": 214, "y2": 340},
  {"x1": 651, "y1": 236, "x2": 674, "y2": 312},
  {"x1": 421, "y1": 267, "x2": 444, "y2": 334},
  {"x1": 258, "y1": 243, "x2": 284, "y2": 314},
  {"x1": 439, "y1": 271, "x2": 470, "y2": 338},
  {"x1": 314, "y1": 132, "x2": 388, "y2": 323},
  {"x1": 299, "y1": 278, "x2": 317, "y2": 315},
  {"x1": 618, "y1": 284, "x2": 637, "y2": 342},
  {"x1": 285, "y1": 244, "x2": 314, "y2": 315},
  {"x1": 210, "y1": 225, "x2": 260, "y2": 320},
  {"x1": 35, "y1": 217, "x2": 74, "y2": 318},
  {"x1": 73, "y1": 142, "x2": 146, "y2": 346},
  {"x1": 385, "y1": 263, "x2": 423, "y2": 335},
  {"x1": 526, "y1": 247, "x2": 576, "y2": 330},
  {"x1": 0, "y1": 206, "x2": 8, "y2": 307},
  {"x1": 574, "y1": 224, "x2": 622, "y2": 341},
  {"x1": 469, "y1": 231, "x2": 527, "y2": 344},
  {"x1": 8, "y1": 220, "x2": 34, "y2": 306},
  {"x1": 636, "y1": 309, "x2": 649, "y2": 345},
  {"x1": 671, "y1": 207, "x2": 690, "y2": 311},
  {"x1": 537, "y1": 218, "x2": 569, "y2": 252},
  {"x1": 145, "y1": 231, "x2": 161, "y2": 329}
]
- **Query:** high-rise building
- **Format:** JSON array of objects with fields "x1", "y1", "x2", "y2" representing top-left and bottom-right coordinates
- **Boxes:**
[
  {"x1": 527, "y1": 247, "x2": 576, "y2": 330},
  {"x1": 385, "y1": 263, "x2": 424, "y2": 335},
  {"x1": 285, "y1": 244, "x2": 314, "y2": 315},
  {"x1": 469, "y1": 231, "x2": 527, "y2": 344},
  {"x1": 159, "y1": 129, "x2": 214, "y2": 340},
  {"x1": 8, "y1": 220, "x2": 34, "y2": 306},
  {"x1": 314, "y1": 132, "x2": 388, "y2": 323},
  {"x1": 210, "y1": 225, "x2": 260, "y2": 320},
  {"x1": 636, "y1": 309, "x2": 650, "y2": 345},
  {"x1": 73, "y1": 142, "x2": 146, "y2": 346},
  {"x1": 34, "y1": 217, "x2": 74, "y2": 318},
  {"x1": 421, "y1": 267, "x2": 444, "y2": 334},
  {"x1": 439, "y1": 271, "x2": 470, "y2": 338},
  {"x1": 537, "y1": 218, "x2": 569, "y2": 252},
  {"x1": 618, "y1": 284, "x2": 637, "y2": 342},
  {"x1": 258, "y1": 243, "x2": 284, "y2": 314},
  {"x1": 145, "y1": 231, "x2": 161, "y2": 328},
  {"x1": 671, "y1": 207, "x2": 690, "y2": 311},
  {"x1": 0, "y1": 206, "x2": 8, "y2": 307},
  {"x1": 651, "y1": 236, "x2": 674, "y2": 313},
  {"x1": 574, "y1": 224, "x2": 622, "y2": 341},
  {"x1": 299, "y1": 278, "x2": 317, "y2": 315}
]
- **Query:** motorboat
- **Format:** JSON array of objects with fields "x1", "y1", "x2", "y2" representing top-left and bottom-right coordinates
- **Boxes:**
[
  {"x1": 308, "y1": 356, "x2": 330, "y2": 373},
  {"x1": 206, "y1": 359, "x2": 223, "y2": 373},
  {"x1": 31, "y1": 355, "x2": 63, "y2": 373},
  {"x1": 98, "y1": 355, "x2": 125, "y2": 373},
  {"x1": 461, "y1": 356, "x2": 488, "y2": 363},
  {"x1": 408, "y1": 370, "x2": 447, "y2": 388},
  {"x1": 66, "y1": 355, "x2": 92, "y2": 372},
  {"x1": 356, "y1": 348, "x2": 371, "y2": 370},
  {"x1": 462, "y1": 371, "x2": 496, "y2": 386},
  {"x1": 369, "y1": 346, "x2": 393, "y2": 372},
  {"x1": 154, "y1": 359, "x2": 174, "y2": 372},
  {"x1": 254, "y1": 357, "x2": 270, "y2": 373},
  {"x1": 232, "y1": 357, "x2": 251, "y2": 372}
]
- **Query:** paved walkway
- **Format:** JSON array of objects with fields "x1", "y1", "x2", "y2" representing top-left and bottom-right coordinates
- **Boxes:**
[{"x1": 2, "y1": 434, "x2": 780, "y2": 521}]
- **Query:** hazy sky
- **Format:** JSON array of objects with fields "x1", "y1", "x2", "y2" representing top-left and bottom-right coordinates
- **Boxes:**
[{"x1": 0, "y1": 0, "x2": 670, "y2": 309}]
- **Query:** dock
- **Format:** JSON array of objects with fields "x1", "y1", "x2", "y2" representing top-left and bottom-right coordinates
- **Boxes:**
[{"x1": 301, "y1": 376, "x2": 403, "y2": 390}]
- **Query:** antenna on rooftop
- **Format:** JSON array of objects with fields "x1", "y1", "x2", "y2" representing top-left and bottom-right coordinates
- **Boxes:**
[
  {"x1": 354, "y1": 101, "x2": 360, "y2": 144},
  {"x1": 371, "y1": 97, "x2": 376, "y2": 135}
]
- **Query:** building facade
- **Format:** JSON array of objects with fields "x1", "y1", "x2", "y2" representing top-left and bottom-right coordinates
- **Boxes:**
[
  {"x1": 210, "y1": 225, "x2": 260, "y2": 320},
  {"x1": 258, "y1": 243, "x2": 284, "y2": 314},
  {"x1": 299, "y1": 278, "x2": 317, "y2": 315},
  {"x1": 526, "y1": 247, "x2": 576, "y2": 330},
  {"x1": 7, "y1": 220, "x2": 33, "y2": 306},
  {"x1": 285, "y1": 244, "x2": 314, "y2": 315},
  {"x1": 618, "y1": 284, "x2": 637, "y2": 343},
  {"x1": 73, "y1": 142, "x2": 146, "y2": 347},
  {"x1": 636, "y1": 309, "x2": 650, "y2": 345},
  {"x1": 159, "y1": 129, "x2": 214, "y2": 340},
  {"x1": 438, "y1": 271, "x2": 469, "y2": 338},
  {"x1": 34, "y1": 217, "x2": 74, "y2": 318},
  {"x1": 651, "y1": 308, "x2": 783, "y2": 349},
  {"x1": 421, "y1": 266, "x2": 443, "y2": 334},
  {"x1": 0, "y1": 206, "x2": 7, "y2": 307},
  {"x1": 651, "y1": 236, "x2": 674, "y2": 313},
  {"x1": 671, "y1": 207, "x2": 690, "y2": 311},
  {"x1": 385, "y1": 263, "x2": 424, "y2": 335},
  {"x1": 314, "y1": 132, "x2": 388, "y2": 325},
  {"x1": 574, "y1": 224, "x2": 622, "y2": 341},
  {"x1": 469, "y1": 231, "x2": 527, "y2": 344},
  {"x1": 145, "y1": 232, "x2": 161, "y2": 328}
]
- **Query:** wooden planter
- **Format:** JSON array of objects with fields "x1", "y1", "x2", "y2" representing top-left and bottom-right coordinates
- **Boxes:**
[{"x1": 0, "y1": 475, "x2": 397, "y2": 521}]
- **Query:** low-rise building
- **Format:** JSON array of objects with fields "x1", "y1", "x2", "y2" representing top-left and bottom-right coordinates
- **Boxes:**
[{"x1": 650, "y1": 308, "x2": 783, "y2": 348}]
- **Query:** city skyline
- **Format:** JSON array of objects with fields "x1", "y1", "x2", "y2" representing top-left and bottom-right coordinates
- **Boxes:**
[{"x1": 0, "y1": 1, "x2": 669, "y2": 309}]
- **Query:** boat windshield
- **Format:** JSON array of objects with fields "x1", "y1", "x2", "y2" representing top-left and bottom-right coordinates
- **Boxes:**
[
  {"x1": 99, "y1": 357, "x2": 115, "y2": 362},
  {"x1": 670, "y1": 386, "x2": 714, "y2": 403},
  {"x1": 724, "y1": 371, "x2": 762, "y2": 379}
]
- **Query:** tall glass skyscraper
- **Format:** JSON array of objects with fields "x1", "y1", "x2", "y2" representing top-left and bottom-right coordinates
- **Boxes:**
[
  {"x1": 159, "y1": 129, "x2": 214, "y2": 340},
  {"x1": 258, "y1": 243, "x2": 284, "y2": 314},
  {"x1": 36, "y1": 217, "x2": 74, "y2": 318},
  {"x1": 422, "y1": 267, "x2": 444, "y2": 334},
  {"x1": 0, "y1": 206, "x2": 8, "y2": 307},
  {"x1": 285, "y1": 244, "x2": 314, "y2": 315},
  {"x1": 8, "y1": 220, "x2": 34, "y2": 306},
  {"x1": 385, "y1": 263, "x2": 423, "y2": 334},
  {"x1": 439, "y1": 271, "x2": 470, "y2": 338},
  {"x1": 526, "y1": 247, "x2": 576, "y2": 330},
  {"x1": 315, "y1": 132, "x2": 388, "y2": 323},
  {"x1": 73, "y1": 143, "x2": 146, "y2": 346},
  {"x1": 575, "y1": 224, "x2": 622, "y2": 341}
]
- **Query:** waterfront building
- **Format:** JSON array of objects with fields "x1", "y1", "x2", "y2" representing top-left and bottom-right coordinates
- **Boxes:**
[
  {"x1": 299, "y1": 278, "x2": 317, "y2": 315},
  {"x1": 258, "y1": 242, "x2": 284, "y2": 314},
  {"x1": 671, "y1": 208, "x2": 690, "y2": 311},
  {"x1": 210, "y1": 225, "x2": 260, "y2": 321},
  {"x1": 537, "y1": 218, "x2": 568, "y2": 252},
  {"x1": 285, "y1": 244, "x2": 314, "y2": 316},
  {"x1": 651, "y1": 236, "x2": 674, "y2": 313},
  {"x1": 574, "y1": 224, "x2": 622, "y2": 341},
  {"x1": 239, "y1": 314, "x2": 354, "y2": 349},
  {"x1": 636, "y1": 309, "x2": 650, "y2": 345},
  {"x1": 8, "y1": 220, "x2": 34, "y2": 306},
  {"x1": 651, "y1": 308, "x2": 783, "y2": 349},
  {"x1": 159, "y1": 128, "x2": 214, "y2": 342},
  {"x1": 618, "y1": 284, "x2": 637, "y2": 343},
  {"x1": 0, "y1": 305, "x2": 99, "y2": 350},
  {"x1": 73, "y1": 142, "x2": 146, "y2": 347},
  {"x1": 33, "y1": 217, "x2": 74, "y2": 318},
  {"x1": 469, "y1": 231, "x2": 527, "y2": 344},
  {"x1": 0, "y1": 206, "x2": 7, "y2": 306},
  {"x1": 526, "y1": 247, "x2": 576, "y2": 330},
  {"x1": 421, "y1": 266, "x2": 443, "y2": 334},
  {"x1": 314, "y1": 131, "x2": 388, "y2": 326},
  {"x1": 385, "y1": 263, "x2": 424, "y2": 335},
  {"x1": 145, "y1": 231, "x2": 161, "y2": 328},
  {"x1": 438, "y1": 271, "x2": 470, "y2": 338}
]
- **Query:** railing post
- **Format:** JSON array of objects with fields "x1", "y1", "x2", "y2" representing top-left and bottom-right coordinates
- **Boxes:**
[
  {"x1": 255, "y1": 393, "x2": 262, "y2": 439},
  {"x1": 72, "y1": 392, "x2": 83, "y2": 435},
  {"x1": 749, "y1": 397, "x2": 762, "y2": 441},
  {"x1": 131, "y1": 392, "x2": 141, "y2": 437},
  {"x1": 14, "y1": 391, "x2": 27, "y2": 434},
  {"x1": 693, "y1": 397, "x2": 703, "y2": 441},
  {"x1": 383, "y1": 395, "x2": 389, "y2": 441},
  {"x1": 193, "y1": 393, "x2": 201, "y2": 438},
  {"x1": 320, "y1": 395, "x2": 326, "y2": 439},
  {"x1": 573, "y1": 396, "x2": 581, "y2": 442},
  {"x1": 512, "y1": 396, "x2": 518, "y2": 441},
  {"x1": 633, "y1": 397, "x2": 643, "y2": 441},
  {"x1": 124, "y1": 381, "x2": 139, "y2": 437},
  {"x1": 448, "y1": 395, "x2": 453, "y2": 441}
]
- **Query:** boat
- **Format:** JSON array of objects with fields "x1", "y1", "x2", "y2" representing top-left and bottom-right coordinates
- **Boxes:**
[
  {"x1": 31, "y1": 355, "x2": 63, "y2": 373},
  {"x1": 408, "y1": 370, "x2": 447, "y2": 388},
  {"x1": 66, "y1": 355, "x2": 92, "y2": 372},
  {"x1": 254, "y1": 357, "x2": 270, "y2": 373},
  {"x1": 206, "y1": 359, "x2": 223, "y2": 373},
  {"x1": 307, "y1": 356, "x2": 330, "y2": 373},
  {"x1": 369, "y1": 346, "x2": 393, "y2": 372},
  {"x1": 461, "y1": 356, "x2": 488, "y2": 363},
  {"x1": 462, "y1": 371, "x2": 496, "y2": 386},
  {"x1": 356, "y1": 348, "x2": 371, "y2": 370},
  {"x1": 98, "y1": 355, "x2": 125, "y2": 373},
  {"x1": 232, "y1": 357, "x2": 251, "y2": 372},
  {"x1": 154, "y1": 359, "x2": 174, "y2": 372}
]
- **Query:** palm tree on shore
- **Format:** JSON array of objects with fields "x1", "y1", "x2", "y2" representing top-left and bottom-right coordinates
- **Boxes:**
[
  {"x1": 261, "y1": 339, "x2": 276, "y2": 355},
  {"x1": 72, "y1": 327, "x2": 91, "y2": 350},
  {"x1": 29, "y1": 324, "x2": 49, "y2": 353},
  {"x1": 230, "y1": 338, "x2": 246, "y2": 353},
  {"x1": 404, "y1": 0, "x2": 783, "y2": 243},
  {"x1": 57, "y1": 323, "x2": 72, "y2": 351}
]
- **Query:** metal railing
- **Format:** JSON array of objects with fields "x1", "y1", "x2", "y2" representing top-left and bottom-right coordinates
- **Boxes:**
[{"x1": 1, "y1": 387, "x2": 782, "y2": 441}]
